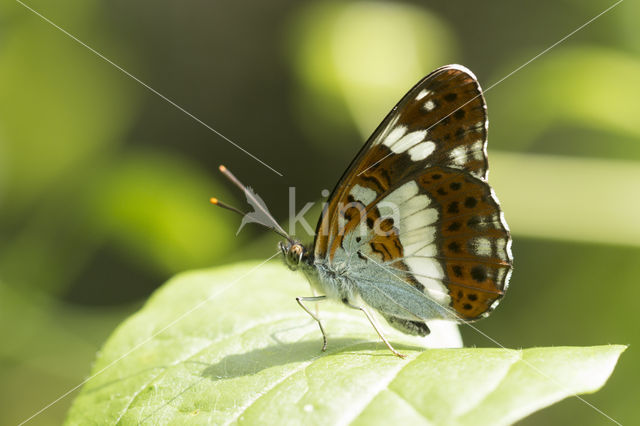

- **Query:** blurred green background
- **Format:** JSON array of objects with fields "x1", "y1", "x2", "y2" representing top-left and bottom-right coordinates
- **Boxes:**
[{"x1": 1, "y1": 0, "x2": 638, "y2": 424}]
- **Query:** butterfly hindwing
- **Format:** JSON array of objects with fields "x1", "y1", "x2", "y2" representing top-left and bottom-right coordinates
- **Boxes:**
[{"x1": 313, "y1": 65, "x2": 512, "y2": 322}]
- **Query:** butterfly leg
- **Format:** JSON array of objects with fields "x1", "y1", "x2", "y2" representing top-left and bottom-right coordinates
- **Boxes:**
[
  {"x1": 310, "y1": 286, "x2": 320, "y2": 316},
  {"x1": 346, "y1": 303, "x2": 406, "y2": 358},
  {"x1": 296, "y1": 296, "x2": 328, "y2": 351}
]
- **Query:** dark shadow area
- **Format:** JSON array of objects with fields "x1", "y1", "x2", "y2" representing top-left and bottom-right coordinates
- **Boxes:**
[{"x1": 200, "y1": 338, "x2": 426, "y2": 381}]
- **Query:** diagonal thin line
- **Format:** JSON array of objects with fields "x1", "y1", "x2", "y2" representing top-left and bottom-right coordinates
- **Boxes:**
[
  {"x1": 360, "y1": 252, "x2": 622, "y2": 425},
  {"x1": 15, "y1": 1, "x2": 625, "y2": 424},
  {"x1": 483, "y1": 0, "x2": 624, "y2": 93},
  {"x1": 18, "y1": 252, "x2": 280, "y2": 426},
  {"x1": 357, "y1": 0, "x2": 624, "y2": 177},
  {"x1": 15, "y1": 0, "x2": 283, "y2": 177},
  {"x1": 357, "y1": 151, "x2": 394, "y2": 177}
]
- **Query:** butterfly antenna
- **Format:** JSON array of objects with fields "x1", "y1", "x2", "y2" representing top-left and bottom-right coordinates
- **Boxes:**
[
  {"x1": 209, "y1": 197, "x2": 248, "y2": 217},
  {"x1": 212, "y1": 165, "x2": 292, "y2": 242}
]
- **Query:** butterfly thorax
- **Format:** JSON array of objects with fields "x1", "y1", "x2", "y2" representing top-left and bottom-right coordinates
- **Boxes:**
[{"x1": 280, "y1": 240, "x2": 359, "y2": 303}]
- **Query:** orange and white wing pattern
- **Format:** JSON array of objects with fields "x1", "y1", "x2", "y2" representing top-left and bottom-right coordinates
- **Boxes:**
[{"x1": 313, "y1": 65, "x2": 512, "y2": 321}]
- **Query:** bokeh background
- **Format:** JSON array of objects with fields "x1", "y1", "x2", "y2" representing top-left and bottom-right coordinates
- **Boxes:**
[{"x1": 1, "y1": 0, "x2": 638, "y2": 424}]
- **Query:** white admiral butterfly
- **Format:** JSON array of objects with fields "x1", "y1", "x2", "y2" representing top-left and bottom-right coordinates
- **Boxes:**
[{"x1": 213, "y1": 65, "x2": 512, "y2": 357}]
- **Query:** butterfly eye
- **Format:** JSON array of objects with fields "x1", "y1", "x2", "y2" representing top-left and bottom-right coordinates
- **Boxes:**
[{"x1": 290, "y1": 243, "x2": 306, "y2": 263}]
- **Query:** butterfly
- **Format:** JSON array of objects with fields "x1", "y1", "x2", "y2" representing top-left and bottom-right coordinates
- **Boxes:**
[{"x1": 212, "y1": 64, "x2": 513, "y2": 358}]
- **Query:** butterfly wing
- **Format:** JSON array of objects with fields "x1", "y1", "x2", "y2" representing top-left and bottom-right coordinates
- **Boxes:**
[{"x1": 313, "y1": 65, "x2": 512, "y2": 323}]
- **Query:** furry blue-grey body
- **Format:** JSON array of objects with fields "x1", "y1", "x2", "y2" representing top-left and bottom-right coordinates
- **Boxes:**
[
  {"x1": 281, "y1": 239, "x2": 455, "y2": 328},
  {"x1": 300, "y1": 258, "x2": 358, "y2": 304},
  {"x1": 281, "y1": 241, "x2": 355, "y2": 302}
]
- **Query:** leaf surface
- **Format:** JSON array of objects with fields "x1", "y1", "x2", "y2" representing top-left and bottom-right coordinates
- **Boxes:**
[{"x1": 66, "y1": 261, "x2": 625, "y2": 425}]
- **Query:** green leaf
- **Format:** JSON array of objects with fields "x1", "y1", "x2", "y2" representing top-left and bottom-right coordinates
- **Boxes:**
[{"x1": 66, "y1": 261, "x2": 625, "y2": 425}]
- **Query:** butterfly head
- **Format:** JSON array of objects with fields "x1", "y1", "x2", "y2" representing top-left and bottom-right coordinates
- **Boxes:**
[
  {"x1": 211, "y1": 166, "x2": 310, "y2": 271},
  {"x1": 279, "y1": 240, "x2": 311, "y2": 271}
]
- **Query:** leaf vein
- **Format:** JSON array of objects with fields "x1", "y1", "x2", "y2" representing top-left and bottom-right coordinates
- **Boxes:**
[
  {"x1": 337, "y1": 354, "x2": 421, "y2": 425},
  {"x1": 113, "y1": 314, "x2": 305, "y2": 423}
]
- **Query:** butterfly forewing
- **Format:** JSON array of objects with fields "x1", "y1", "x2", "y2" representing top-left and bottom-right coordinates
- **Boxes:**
[{"x1": 313, "y1": 65, "x2": 512, "y2": 321}]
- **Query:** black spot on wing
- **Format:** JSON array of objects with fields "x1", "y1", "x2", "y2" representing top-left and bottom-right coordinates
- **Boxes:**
[
  {"x1": 470, "y1": 265, "x2": 487, "y2": 282},
  {"x1": 464, "y1": 196, "x2": 477, "y2": 208},
  {"x1": 452, "y1": 265, "x2": 463, "y2": 277},
  {"x1": 448, "y1": 242, "x2": 461, "y2": 253},
  {"x1": 444, "y1": 92, "x2": 458, "y2": 102},
  {"x1": 447, "y1": 221, "x2": 461, "y2": 231},
  {"x1": 467, "y1": 216, "x2": 481, "y2": 228}
]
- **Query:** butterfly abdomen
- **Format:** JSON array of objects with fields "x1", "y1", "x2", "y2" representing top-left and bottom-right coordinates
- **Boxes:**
[{"x1": 382, "y1": 314, "x2": 431, "y2": 337}]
